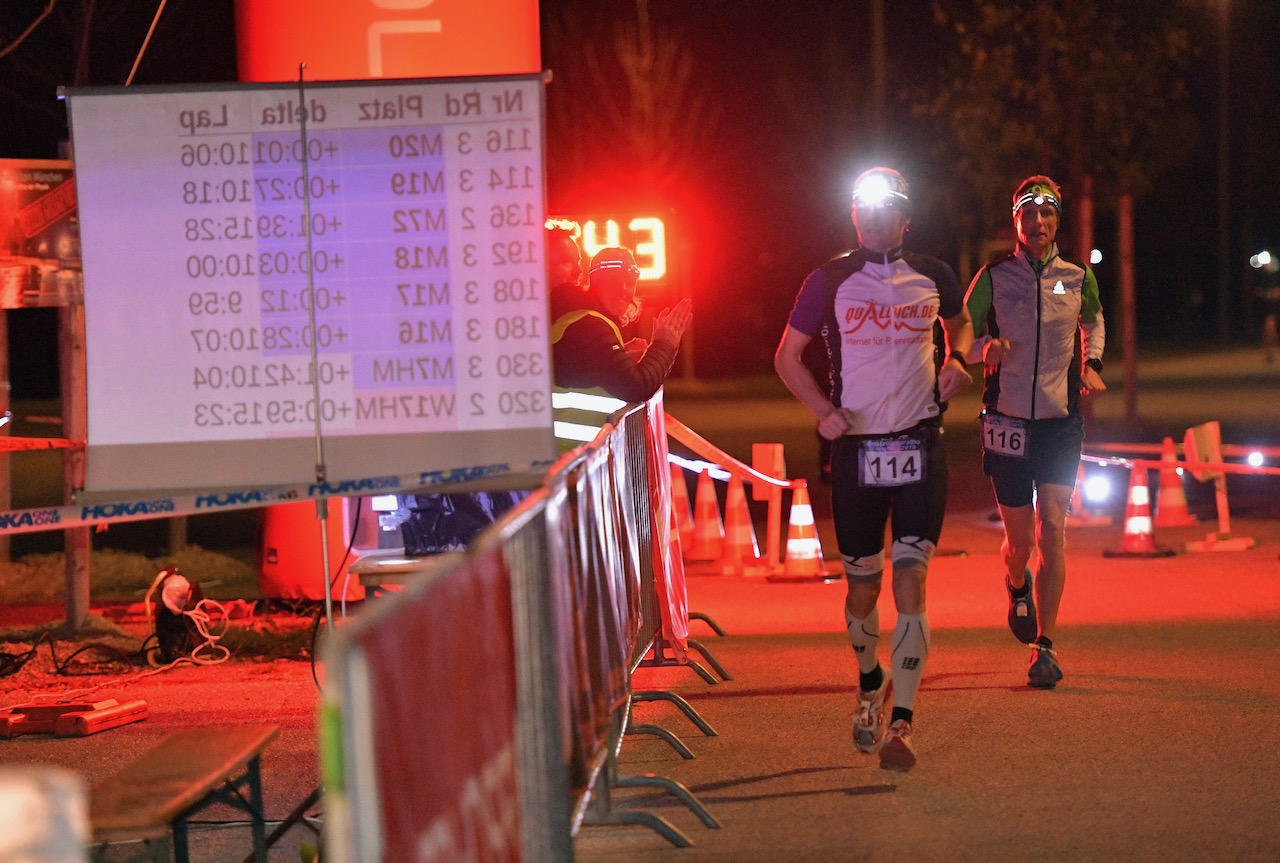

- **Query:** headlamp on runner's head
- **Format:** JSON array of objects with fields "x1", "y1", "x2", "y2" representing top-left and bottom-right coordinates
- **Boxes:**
[
  {"x1": 1012, "y1": 177, "x2": 1063, "y2": 217},
  {"x1": 852, "y1": 167, "x2": 910, "y2": 211}
]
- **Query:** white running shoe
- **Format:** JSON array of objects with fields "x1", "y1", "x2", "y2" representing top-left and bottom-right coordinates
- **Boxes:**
[
  {"x1": 853, "y1": 671, "x2": 892, "y2": 753},
  {"x1": 879, "y1": 719, "x2": 917, "y2": 771}
]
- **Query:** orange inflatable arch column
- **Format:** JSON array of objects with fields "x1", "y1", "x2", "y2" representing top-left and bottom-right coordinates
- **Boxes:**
[{"x1": 235, "y1": 0, "x2": 542, "y2": 83}]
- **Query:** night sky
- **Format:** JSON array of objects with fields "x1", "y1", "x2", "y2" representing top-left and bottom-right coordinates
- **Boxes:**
[{"x1": 2, "y1": 0, "x2": 1277, "y2": 392}]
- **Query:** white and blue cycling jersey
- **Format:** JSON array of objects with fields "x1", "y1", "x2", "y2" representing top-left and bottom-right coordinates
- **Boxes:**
[{"x1": 786, "y1": 247, "x2": 965, "y2": 436}]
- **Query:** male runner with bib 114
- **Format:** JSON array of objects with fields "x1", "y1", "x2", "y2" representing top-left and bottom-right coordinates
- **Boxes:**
[
  {"x1": 775, "y1": 167, "x2": 974, "y2": 771},
  {"x1": 965, "y1": 175, "x2": 1106, "y2": 689}
]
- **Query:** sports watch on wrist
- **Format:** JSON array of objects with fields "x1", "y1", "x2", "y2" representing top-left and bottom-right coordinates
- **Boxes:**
[{"x1": 1085, "y1": 358, "x2": 1104, "y2": 373}]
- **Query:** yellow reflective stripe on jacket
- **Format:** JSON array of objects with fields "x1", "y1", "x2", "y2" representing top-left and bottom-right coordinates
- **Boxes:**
[
  {"x1": 553, "y1": 386, "x2": 623, "y2": 446},
  {"x1": 549, "y1": 309, "x2": 624, "y2": 345},
  {"x1": 550, "y1": 309, "x2": 628, "y2": 448}
]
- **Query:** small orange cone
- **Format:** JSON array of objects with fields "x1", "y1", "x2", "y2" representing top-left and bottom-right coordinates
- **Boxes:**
[
  {"x1": 768, "y1": 480, "x2": 835, "y2": 582},
  {"x1": 1154, "y1": 436, "x2": 1197, "y2": 527},
  {"x1": 683, "y1": 468, "x2": 724, "y2": 561},
  {"x1": 719, "y1": 474, "x2": 761, "y2": 576},
  {"x1": 1103, "y1": 463, "x2": 1175, "y2": 558},
  {"x1": 669, "y1": 463, "x2": 695, "y2": 546}
]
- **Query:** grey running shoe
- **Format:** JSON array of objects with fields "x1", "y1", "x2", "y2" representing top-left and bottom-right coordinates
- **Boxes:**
[
  {"x1": 853, "y1": 672, "x2": 892, "y2": 753},
  {"x1": 879, "y1": 719, "x2": 917, "y2": 771},
  {"x1": 1027, "y1": 643, "x2": 1064, "y2": 688},
  {"x1": 1006, "y1": 569, "x2": 1038, "y2": 644}
]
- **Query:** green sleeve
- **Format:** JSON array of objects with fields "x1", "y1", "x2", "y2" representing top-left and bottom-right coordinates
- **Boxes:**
[
  {"x1": 965, "y1": 267, "x2": 994, "y2": 337},
  {"x1": 1080, "y1": 265, "x2": 1102, "y2": 322}
]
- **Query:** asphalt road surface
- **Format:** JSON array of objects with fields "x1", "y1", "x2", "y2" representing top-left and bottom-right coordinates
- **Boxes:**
[{"x1": 1, "y1": 346, "x2": 1277, "y2": 862}]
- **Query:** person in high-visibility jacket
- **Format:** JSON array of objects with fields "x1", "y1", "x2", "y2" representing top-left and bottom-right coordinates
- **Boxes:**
[{"x1": 550, "y1": 245, "x2": 691, "y2": 443}]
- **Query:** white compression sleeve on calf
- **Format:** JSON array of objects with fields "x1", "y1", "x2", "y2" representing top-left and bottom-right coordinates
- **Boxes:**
[
  {"x1": 844, "y1": 606, "x2": 881, "y2": 675},
  {"x1": 891, "y1": 612, "x2": 931, "y2": 712}
]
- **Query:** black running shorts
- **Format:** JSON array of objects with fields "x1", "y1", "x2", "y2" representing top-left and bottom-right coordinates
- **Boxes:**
[
  {"x1": 829, "y1": 425, "x2": 948, "y2": 560},
  {"x1": 983, "y1": 412, "x2": 1084, "y2": 508}
]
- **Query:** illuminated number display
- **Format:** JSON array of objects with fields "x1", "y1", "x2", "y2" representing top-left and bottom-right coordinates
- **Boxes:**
[{"x1": 557, "y1": 214, "x2": 670, "y2": 288}]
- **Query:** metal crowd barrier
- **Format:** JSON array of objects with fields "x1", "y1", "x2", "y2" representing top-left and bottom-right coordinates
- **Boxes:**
[{"x1": 322, "y1": 391, "x2": 718, "y2": 861}]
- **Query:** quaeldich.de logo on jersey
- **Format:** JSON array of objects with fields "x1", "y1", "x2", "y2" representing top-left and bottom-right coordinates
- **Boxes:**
[{"x1": 841, "y1": 300, "x2": 937, "y2": 334}]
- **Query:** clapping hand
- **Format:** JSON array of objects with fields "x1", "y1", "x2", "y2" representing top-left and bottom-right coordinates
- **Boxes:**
[
  {"x1": 652, "y1": 298, "x2": 693, "y2": 347},
  {"x1": 623, "y1": 337, "x2": 647, "y2": 360}
]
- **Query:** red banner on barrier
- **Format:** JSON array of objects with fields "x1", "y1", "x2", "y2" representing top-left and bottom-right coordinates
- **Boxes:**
[
  {"x1": 646, "y1": 393, "x2": 690, "y2": 658},
  {"x1": 544, "y1": 447, "x2": 634, "y2": 795},
  {"x1": 357, "y1": 547, "x2": 521, "y2": 863},
  {"x1": 577, "y1": 446, "x2": 633, "y2": 731},
  {"x1": 601, "y1": 438, "x2": 644, "y2": 654}
]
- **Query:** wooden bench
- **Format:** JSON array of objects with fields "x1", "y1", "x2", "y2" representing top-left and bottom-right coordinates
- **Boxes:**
[{"x1": 89, "y1": 724, "x2": 279, "y2": 863}]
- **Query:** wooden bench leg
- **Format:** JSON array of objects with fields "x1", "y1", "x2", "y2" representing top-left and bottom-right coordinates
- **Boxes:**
[
  {"x1": 240, "y1": 786, "x2": 322, "y2": 863},
  {"x1": 173, "y1": 817, "x2": 191, "y2": 863},
  {"x1": 147, "y1": 837, "x2": 171, "y2": 863},
  {"x1": 247, "y1": 755, "x2": 267, "y2": 863},
  {"x1": 170, "y1": 754, "x2": 268, "y2": 863}
]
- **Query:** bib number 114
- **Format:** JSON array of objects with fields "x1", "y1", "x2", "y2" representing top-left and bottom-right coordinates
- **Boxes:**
[{"x1": 858, "y1": 437, "x2": 926, "y2": 487}]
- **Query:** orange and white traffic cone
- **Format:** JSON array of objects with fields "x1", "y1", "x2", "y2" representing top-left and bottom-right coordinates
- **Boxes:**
[
  {"x1": 1103, "y1": 463, "x2": 1175, "y2": 558},
  {"x1": 683, "y1": 468, "x2": 724, "y2": 561},
  {"x1": 719, "y1": 473, "x2": 761, "y2": 576},
  {"x1": 1154, "y1": 436, "x2": 1197, "y2": 527},
  {"x1": 669, "y1": 463, "x2": 695, "y2": 546},
  {"x1": 768, "y1": 480, "x2": 835, "y2": 582}
]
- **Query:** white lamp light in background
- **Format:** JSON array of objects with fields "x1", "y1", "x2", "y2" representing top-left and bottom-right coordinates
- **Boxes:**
[
  {"x1": 1083, "y1": 473, "x2": 1112, "y2": 505},
  {"x1": 1090, "y1": 249, "x2": 1103, "y2": 265}
]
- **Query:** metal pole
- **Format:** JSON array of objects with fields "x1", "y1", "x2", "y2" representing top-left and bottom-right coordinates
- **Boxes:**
[
  {"x1": 1216, "y1": 0, "x2": 1230, "y2": 341},
  {"x1": 871, "y1": 0, "x2": 886, "y2": 150},
  {"x1": 297, "y1": 64, "x2": 335, "y2": 636},
  {"x1": 1119, "y1": 191, "x2": 1138, "y2": 425},
  {"x1": 1077, "y1": 176, "x2": 1096, "y2": 422},
  {"x1": 0, "y1": 312, "x2": 8, "y2": 563},
  {"x1": 58, "y1": 304, "x2": 90, "y2": 632}
]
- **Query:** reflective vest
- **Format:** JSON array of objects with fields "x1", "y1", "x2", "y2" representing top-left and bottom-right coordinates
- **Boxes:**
[{"x1": 550, "y1": 309, "x2": 626, "y2": 445}]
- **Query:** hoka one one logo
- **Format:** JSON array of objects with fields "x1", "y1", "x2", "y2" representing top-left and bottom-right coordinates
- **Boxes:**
[{"x1": 843, "y1": 300, "x2": 935, "y2": 334}]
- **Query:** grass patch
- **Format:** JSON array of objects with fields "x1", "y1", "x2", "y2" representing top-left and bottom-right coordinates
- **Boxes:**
[{"x1": 0, "y1": 545, "x2": 259, "y2": 604}]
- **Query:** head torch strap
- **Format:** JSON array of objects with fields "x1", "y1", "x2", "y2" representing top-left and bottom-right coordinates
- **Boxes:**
[
  {"x1": 589, "y1": 259, "x2": 640, "y2": 276},
  {"x1": 1013, "y1": 186, "x2": 1061, "y2": 215}
]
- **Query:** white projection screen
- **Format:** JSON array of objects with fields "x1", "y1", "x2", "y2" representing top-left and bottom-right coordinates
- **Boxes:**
[{"x1": 63, "y1": 75, "x2": 554, "y2": 496}]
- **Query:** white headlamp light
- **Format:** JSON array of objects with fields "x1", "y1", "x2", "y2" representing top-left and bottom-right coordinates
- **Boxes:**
[
  {"x1": 852, "y1": 168, "x2": 910, "y2": 209},
  {"x1": 1013, "y1": 187, "x2": 1061, "y2": 216}
]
